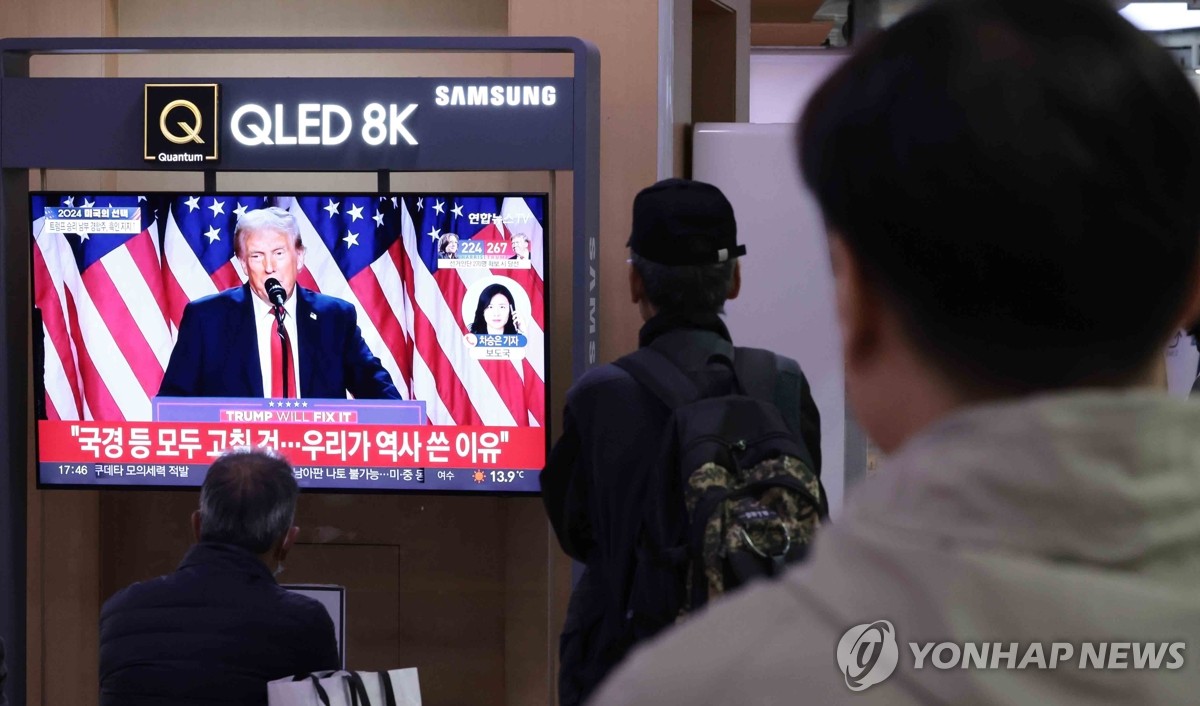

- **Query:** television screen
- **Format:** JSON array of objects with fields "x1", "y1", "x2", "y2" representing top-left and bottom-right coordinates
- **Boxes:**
[
  {"x1": 283, "y1": 585, "x2": 346, "y2": 668},
  {"x1": 32, "y1": 192, "x2": 548, "y2": 492}
]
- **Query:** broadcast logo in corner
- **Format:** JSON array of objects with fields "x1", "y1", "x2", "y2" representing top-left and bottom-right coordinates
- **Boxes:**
[
  {"x1": 144, "y1": 84, "x2": 220, "y2": 163},
  {"x1": 837, "y1": 620, "x2": 899, "y2": 692}
]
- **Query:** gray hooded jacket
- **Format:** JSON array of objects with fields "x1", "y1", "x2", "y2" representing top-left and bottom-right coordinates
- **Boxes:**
[{"x1": 593, "y1": 391, "x2": 1200, "y2": 705}]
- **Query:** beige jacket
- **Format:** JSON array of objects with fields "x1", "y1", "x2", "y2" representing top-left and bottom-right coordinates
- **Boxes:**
[{"x1": 590, "y1": 391, "x2": 1200, "y2": 705}]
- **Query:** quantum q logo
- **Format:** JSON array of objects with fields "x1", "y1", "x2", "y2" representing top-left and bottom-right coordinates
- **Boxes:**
[
  {"x1": 837, "y1": 620, "x2": 899, "y2": 692},
  {"x1": 159, "y1": 99, "x2": 205, "y2": 145},
  {"x1": 144, "y1": 84, "x2": 219, "y2": 163}
]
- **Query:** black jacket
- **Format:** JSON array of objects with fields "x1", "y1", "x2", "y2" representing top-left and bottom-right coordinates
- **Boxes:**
[
  {"x1": 100, "y1": 542, "x2": 339, "y2": 706},
  {"x1": 540, "y1": 312, "x2": 821, "y2": 706},
  {"x1": 0, "y1": 636, "x2": 7, "y2": 706}
]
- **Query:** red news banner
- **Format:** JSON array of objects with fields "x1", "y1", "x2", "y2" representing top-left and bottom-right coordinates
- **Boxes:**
[{"x1": 39, "y1": 420, "x2": 545, "y2": 469}]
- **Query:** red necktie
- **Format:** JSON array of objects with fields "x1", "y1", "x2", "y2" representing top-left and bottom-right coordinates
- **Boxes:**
[{"x1": 271, "y1": 308, "x2": 296, "y2": 398}]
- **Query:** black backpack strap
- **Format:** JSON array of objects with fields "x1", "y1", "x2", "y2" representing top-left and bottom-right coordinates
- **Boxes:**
[
  {"x1": 614, "y1": 347, "x2": 703, "y2": 410},
  {"x1": 732, "y1": 348, "x2": 804, "y2": 440},
  {"x1": 734, "y1": 347, "x2": 830, "y2": 520},
  {"x1": 733, "y1": 348, "x2": 815, "y2": 459},
  {"x1": 731, "y1": 347, "x2": 783, "y2": 409},
  {"x1": 771, "y1": 355, "x2": 804, "y2": 436}
]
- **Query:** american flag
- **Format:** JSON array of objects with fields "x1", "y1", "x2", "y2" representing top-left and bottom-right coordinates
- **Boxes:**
[{"x1": 32, "y1": 192, "x2": 547, "y2": 428}]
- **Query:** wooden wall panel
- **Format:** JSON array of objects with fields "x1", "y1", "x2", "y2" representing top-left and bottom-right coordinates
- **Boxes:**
[
  {"x1": 99, "y1": 492, "x2": 514, "y2": 706},
  {"x1": 508, "y1": 0, "x2": 661, "y2": 366},
  {"x1": 503, "y1": 497, "x2": 554, "y2": 706},
  {"x1": 694, "y1": 0, "x2": 739, "y2": 124},
  {"x1": 38, "y1": 492, "x2": 101, "y2": 706},
  {"x1": 17, "y1": 0, "x2": 682, "y2": 702},
  {"x1": 11, "y1": 1, "x2": 117, "y2": 703},
  {"x1": 113, "y1": 0, "x2": 509, "y2": 80},
  {"x1": 282, "y1": 544, "x2": 402, "y2": 673},
  {"x1": 508, "y1": 2, "x2": 664, "y2": 703},
  {"x1": 100, "y1": 492, "x2": 195, "y2": 595},
  {"x1": 294, "y1": 494, "x2": 510, "y2": 706}
]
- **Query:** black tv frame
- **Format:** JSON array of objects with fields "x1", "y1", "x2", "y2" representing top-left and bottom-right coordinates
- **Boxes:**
[
  {"x1": 0, "y1": 36, "x2": 600, "y2": 704},
  {"x1": 28, "y1": 189, "x2": 554, "y2": 495}
]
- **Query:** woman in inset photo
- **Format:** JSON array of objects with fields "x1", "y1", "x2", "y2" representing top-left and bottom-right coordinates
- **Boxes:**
[
  {"x1": 439, "y1": 233, "x2": 459, "y2": 259},
  {"x1": 469, "y1": 282, "x2": 522, "y2": 336}
]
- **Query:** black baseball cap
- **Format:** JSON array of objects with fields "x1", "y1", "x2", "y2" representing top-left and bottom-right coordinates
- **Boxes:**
[{"x1": 626, "y1": 178, "x2": 746, "y2": 266}]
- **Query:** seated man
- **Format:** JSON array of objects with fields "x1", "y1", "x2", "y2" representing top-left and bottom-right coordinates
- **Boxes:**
[
  {"x1": 593, "y1": 0, "x2": 1200, "y2": 704},
  {"x1": 100, "y1": 449, "x2": 338, "y2": 705},
  {"x1": 159, "y1": 206, "x2": 400, "y2": 399}
]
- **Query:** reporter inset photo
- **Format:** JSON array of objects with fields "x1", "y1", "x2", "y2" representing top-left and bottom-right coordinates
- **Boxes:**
[{"x1": 461, "y1": 277, "x2": 530, "y2": 357}]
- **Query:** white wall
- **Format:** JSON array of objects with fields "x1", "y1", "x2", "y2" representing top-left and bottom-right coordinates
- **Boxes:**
[
  {"x1": 1165, "y1": 331, "x2": 1199, "y2": 398},
  {"x1": 693, "y1": 51, "x2": 852, "y2": 512},
  {"x1": 749, "y1": 51, "x2": 847, "y2": 124},
  {"x1": 694, "y1": 122, "x2": 847, "y2": 514}
]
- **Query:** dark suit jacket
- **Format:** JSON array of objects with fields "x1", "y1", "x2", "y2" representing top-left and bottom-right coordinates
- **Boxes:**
[
  {"x1": 100, "y1": 542, "x2": 339, "y2": 706},
  {"x1": 159, "y1": 284, "x2": 400, "y2": 399}
]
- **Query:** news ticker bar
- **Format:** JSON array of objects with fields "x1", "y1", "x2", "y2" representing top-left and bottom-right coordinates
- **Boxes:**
[
  {"x1": 38, "y1": 420, "x2": 544, "y2": 470},
  {"x1": 39, "y1": 462, "x2": 539, "y2": 492},
  {"x1": 152, "y1": 396, "x2": 427, "y2": 425}
]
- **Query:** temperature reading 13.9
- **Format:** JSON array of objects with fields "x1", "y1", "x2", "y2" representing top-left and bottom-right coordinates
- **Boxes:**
[{"x1": 489, "y1": 470, "x2": 525, "y2": 484}]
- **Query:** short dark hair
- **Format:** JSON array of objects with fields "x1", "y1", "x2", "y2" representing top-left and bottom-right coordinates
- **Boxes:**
[
  {"x1": 799, "y1": 0, "x2": 1200, "y2": 392},
  {"x1": 631, "y1": 253, "x2": 735, "y2": 316},
  {"x1": 197, "y1": 448, "x2": 299, "y2": 554},
  {"x1": 470, "y1": 283, "x2": 518, "y2": 335}
]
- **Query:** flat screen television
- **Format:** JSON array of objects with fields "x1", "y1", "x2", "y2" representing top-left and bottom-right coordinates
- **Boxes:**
[{"x1": 31, "y1": 192, "x2": 548, "y2": 493}]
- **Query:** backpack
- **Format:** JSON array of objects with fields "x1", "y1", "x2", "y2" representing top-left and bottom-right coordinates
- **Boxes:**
[{"x1": 615, "y1": 346, "x2": 829, "y2": 638}]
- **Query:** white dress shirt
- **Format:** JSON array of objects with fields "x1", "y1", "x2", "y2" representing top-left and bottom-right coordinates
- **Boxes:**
[{"x1": 251, "y1": 289, "x2": 300, "y2": 397}]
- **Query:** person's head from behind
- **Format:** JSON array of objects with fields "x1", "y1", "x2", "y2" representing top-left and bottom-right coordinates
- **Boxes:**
[
  {"x1": 235, "y1": 207, "x2": 306, "y2": 304},
  {"x1": 626, "y1": 178, "x2": 747, "y2": 321},
  {"x1": 471, "y1": 283, "x2": 518, "y2": 335},
  {"x1": 191, "y1": 448, "x2": 300, "y2": 573},
  {"x1": 799, "y1": 0, "x2": 1200, "y2": 452}
]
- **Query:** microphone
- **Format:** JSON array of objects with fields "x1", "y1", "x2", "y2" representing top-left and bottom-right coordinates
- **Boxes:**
[
  {"x1": 265, "y1": 277, "x2": 291, "y2": 398},
  {"x1": 264, "y1": 277, "x2": 287, "y2": 309}
]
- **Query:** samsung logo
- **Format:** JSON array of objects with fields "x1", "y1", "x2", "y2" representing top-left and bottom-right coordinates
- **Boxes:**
[{"x1": 435, "y1": 84, "x2": 557, "y2": 107}]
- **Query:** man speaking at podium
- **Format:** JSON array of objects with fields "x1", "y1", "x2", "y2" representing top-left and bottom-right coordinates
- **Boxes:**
[{"x1": 159, "y1": 207, "x2": 401, "y2": 400}]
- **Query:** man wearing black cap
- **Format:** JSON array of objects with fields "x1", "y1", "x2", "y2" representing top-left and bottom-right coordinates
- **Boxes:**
[
  {"x1": 540, "y1": 178, "x2": 822, "y2": 706},
  {"x1": 592, "y1": 2, "x2": 1200, "y2": 705}
]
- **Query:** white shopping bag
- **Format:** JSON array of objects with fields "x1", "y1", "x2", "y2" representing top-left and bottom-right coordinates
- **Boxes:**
[
  {"x1": 356, "y1": 669, "x2": 421, "y2": 706},
  {"x1": 268, "y1": 668, "x2": 421, "y2": 706}
]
